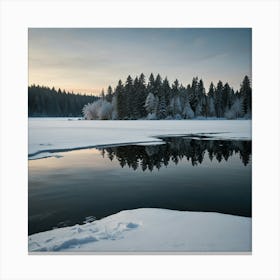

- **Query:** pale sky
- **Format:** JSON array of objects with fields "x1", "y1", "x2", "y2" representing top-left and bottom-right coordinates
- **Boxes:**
[{"x1": 29, "y1": 28, "x2": 251, "y2": 95}]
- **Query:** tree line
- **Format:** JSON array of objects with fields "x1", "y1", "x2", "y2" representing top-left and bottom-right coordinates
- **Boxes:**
[
  {"x1": 28, "y1": 85, "x2": 98, "y2": 117},
  {"x1": 83, "y1": 73, "x2": 252, "y2": 120}
]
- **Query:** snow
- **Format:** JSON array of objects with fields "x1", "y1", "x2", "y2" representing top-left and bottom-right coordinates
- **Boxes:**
[
  {"x1": 28, "y1": 118, "x2": 251, "y2": 159},
  {"x1": 28, "y1": 119, "x2": 251, "y2": 252},
  {"x1": 28, "y1": 208, "x2": 251, "y2": 252}
]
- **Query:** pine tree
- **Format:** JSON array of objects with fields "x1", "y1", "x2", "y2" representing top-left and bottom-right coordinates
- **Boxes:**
[
  {"x1": 145, "y1": 92, "x2": 157, "y2": 118},
  {"x1": 197, "y1": 79, "x2": 206, "y2": 117},
  {"x1": 240, "y1": 75, "x2": 252, "y2": 116},
  {"x1": 124, "y1": 75, "x2": 133, "y2": 119},
  {"x1": 156, "y1": 93, "x2": 167, "y2": 119},
  {"x1": 115, "y1": 80, "x2": 125, "y2": 119},
  {"x1": 215, "y1": 81, "x2": 223, "y2": 118},
  {"x1": 222, "y1": 82, "x2": 231, "y2": 115},
  {"x1": 154, "y1": 74, "x2": 167, "y2": 119},
  {"x1": 208, "y1": 96, "x2": 215, "y2": 117},
  {"x1": 106, "y1": 85, "x2": 113, "y2": 102},
  {"x1": 147, "y1": 73, "x2": 155, "y2": 94},
  {"x1": 169, "y1": 79, "x2": 180, "y2": 117},
  {"x1": 137, "y1": 73, "x2": 147, "y2": 118},
  {"x1": 132, "y1": 76, "x2": 140, "y2": 119},
  {"x1": 162, "y1": 77, "x2": 171, "y2": 107},
  {"x1": 189, "y1": 77, "x2": 199, "y2": 113},
  {"x1": 154, "y1": 74, "x2": 162, "y2": 98}
]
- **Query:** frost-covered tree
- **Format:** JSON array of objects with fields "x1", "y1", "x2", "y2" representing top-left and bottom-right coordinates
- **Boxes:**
[
  {"x1": 173, "y1": 96, "x2": 182, "y2": 118},
  {"x1": 207, "y1": 96, "x2": 216, "y2": 117},
  {"x1": 182, "y1": 97, "x2": 194, "y2": 119},
  {"x1": 224, "y1": 98, "x2": 243, "y2": 119},
  {"x1": 111, "y1": 95, "x2": 118, "y2": 120},
  {"x1": 82, "y1": 101, "x2": 100, "y2": 120},
  {"x1": 83, "y1": 99, "x2": 113, "y2": 120},
  {"x1": 145, "y1": 92, "x2": 157, "y2": 115},
  {"x1": 99, "y1": 100, "x2": 113, "y2": 120},
  {"x1": 195, "y1": 102, "x2": 202, "y2": 117}
]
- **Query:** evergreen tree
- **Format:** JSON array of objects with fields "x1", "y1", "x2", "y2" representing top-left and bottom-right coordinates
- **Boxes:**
[
  {"x1": 132, "y1": 76, "x2": 140, "y2": 119},
  {"x1": 208, "y1": 82, "x2": 215, "y2": 98},
  {"x1": 163, "y1": 77, "x2": 171, "y2": 107},
  {"x1": 147, "y1": 73, "x2": 155, "y2": 94},
  {"x1": 137, "y1": 73, "x2": 147, "y2": 118},
  {"x1": 197, "y1": 79, "x2": 206, "y2": 117},
  {"x1": 124, "y1": 75, "x2": 133, "y2": 119},
  {"x1": 115, "y1": 80, "x2": 125, "y2": 119},
  {"x1": 189, "y1": 77, "x2": 199, "y2": 113},
  {"x1": 170, "y1": 79, "x2": 181, "y2": 117},
  {"x1": 156, "y1": 93, "x2": 167, "y2": 119},
  {"x1": 106, "y1": 86, "x2": 113, "y2": 102},
  {"x1": 222, "y1": 82, "x2": 231, "y2": 115},
  {"x1": 154, "y1": 74, "x2": 162, "y2": 98},
  {"x1": 240, "y1": 75, "x2": 252, "y2": 116},
  {"x1": 145, "y1": 92, "x2": 157, "y2": 118},
  {"x1": 215, "y1": 81, "x2": 223, "y2": 117}
]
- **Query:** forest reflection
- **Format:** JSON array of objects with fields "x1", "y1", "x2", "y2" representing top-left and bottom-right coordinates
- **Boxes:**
[{"x1": 99, "y1": 137, "x2": 252, "y2": 171}]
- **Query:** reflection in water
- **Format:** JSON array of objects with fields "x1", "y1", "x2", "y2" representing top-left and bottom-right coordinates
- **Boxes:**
[
  {"x1": 99, "y1": 138, "x2": 251, "y2": 171},
  {"x1": 29, "y1": 136, "x2": 252, "y2": 235}
]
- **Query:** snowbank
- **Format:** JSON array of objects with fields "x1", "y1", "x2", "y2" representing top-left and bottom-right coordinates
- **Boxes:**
[
  {"x1": 29, "y1": 208, "x2": 251, "y2": 252},
  {"x1": 29, "y1": 119, "x2": 251, "y2": 159}
]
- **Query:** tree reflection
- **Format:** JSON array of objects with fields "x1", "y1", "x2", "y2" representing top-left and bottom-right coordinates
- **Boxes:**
[{"x1": 99, "y1": 137, "x2": 252, "y2": 171}]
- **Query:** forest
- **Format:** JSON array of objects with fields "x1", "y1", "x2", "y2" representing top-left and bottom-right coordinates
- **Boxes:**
[
  {"x1": 83, "y1": 74, "x2": 252, "y2": 120},
  {"x1": 28, "y1": 85, "x2": 98, "y2": 117},
  {"x1": 28, "y1": 74, "x2": 251, "y2": 119}
]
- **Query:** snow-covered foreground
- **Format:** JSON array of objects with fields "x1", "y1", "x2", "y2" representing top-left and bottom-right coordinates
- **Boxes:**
[
  {"x1": 29, "y1": 208, "x2": 251, "y2": 252},
  {"x1": 29, "y1": 118, "x2": 251, "y2": 159}
]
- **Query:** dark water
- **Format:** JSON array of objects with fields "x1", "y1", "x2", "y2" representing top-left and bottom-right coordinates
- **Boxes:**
[{"x1": 28, "y1": 136, "x2": 252, "y2": 235}]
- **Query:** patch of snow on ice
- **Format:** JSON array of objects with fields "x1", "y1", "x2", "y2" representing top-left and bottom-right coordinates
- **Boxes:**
[{"x1": 28, "y1": 208, "x2": 251, "y2": 252}]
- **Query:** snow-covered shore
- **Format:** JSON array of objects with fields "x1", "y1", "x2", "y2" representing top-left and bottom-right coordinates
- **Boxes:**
[
  {"x1": 29, "y1": 208, "x2": 251, "y2": 253},
  {"x1": 29, "y1": 119, "x2": 251, "y2": 159}
]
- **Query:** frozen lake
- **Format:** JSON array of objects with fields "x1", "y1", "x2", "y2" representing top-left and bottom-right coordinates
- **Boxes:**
[
  {"x1": 29, "y1": 136, "x2": 251, "y2": 235},
  {"x1": 28, "y1": 119, "x2": 252, "y2": 252},
  {"x1": 28, "y1": 118, "x2": 251, "y2": 159}
]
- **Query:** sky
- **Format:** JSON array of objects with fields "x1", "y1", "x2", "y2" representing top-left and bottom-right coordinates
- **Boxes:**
[{"x1": 29, "y1": 28, "x2": 251, "y2": 95}]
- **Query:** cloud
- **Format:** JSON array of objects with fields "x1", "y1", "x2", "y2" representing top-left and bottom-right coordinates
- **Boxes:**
[{"x1": 28, "y1": 28, "x2": 251, "y2": 93}]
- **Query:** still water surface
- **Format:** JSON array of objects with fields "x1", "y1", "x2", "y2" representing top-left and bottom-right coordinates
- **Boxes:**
[{"x1": 29, "y1": 137, "x2": 251, "y2": 235}]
